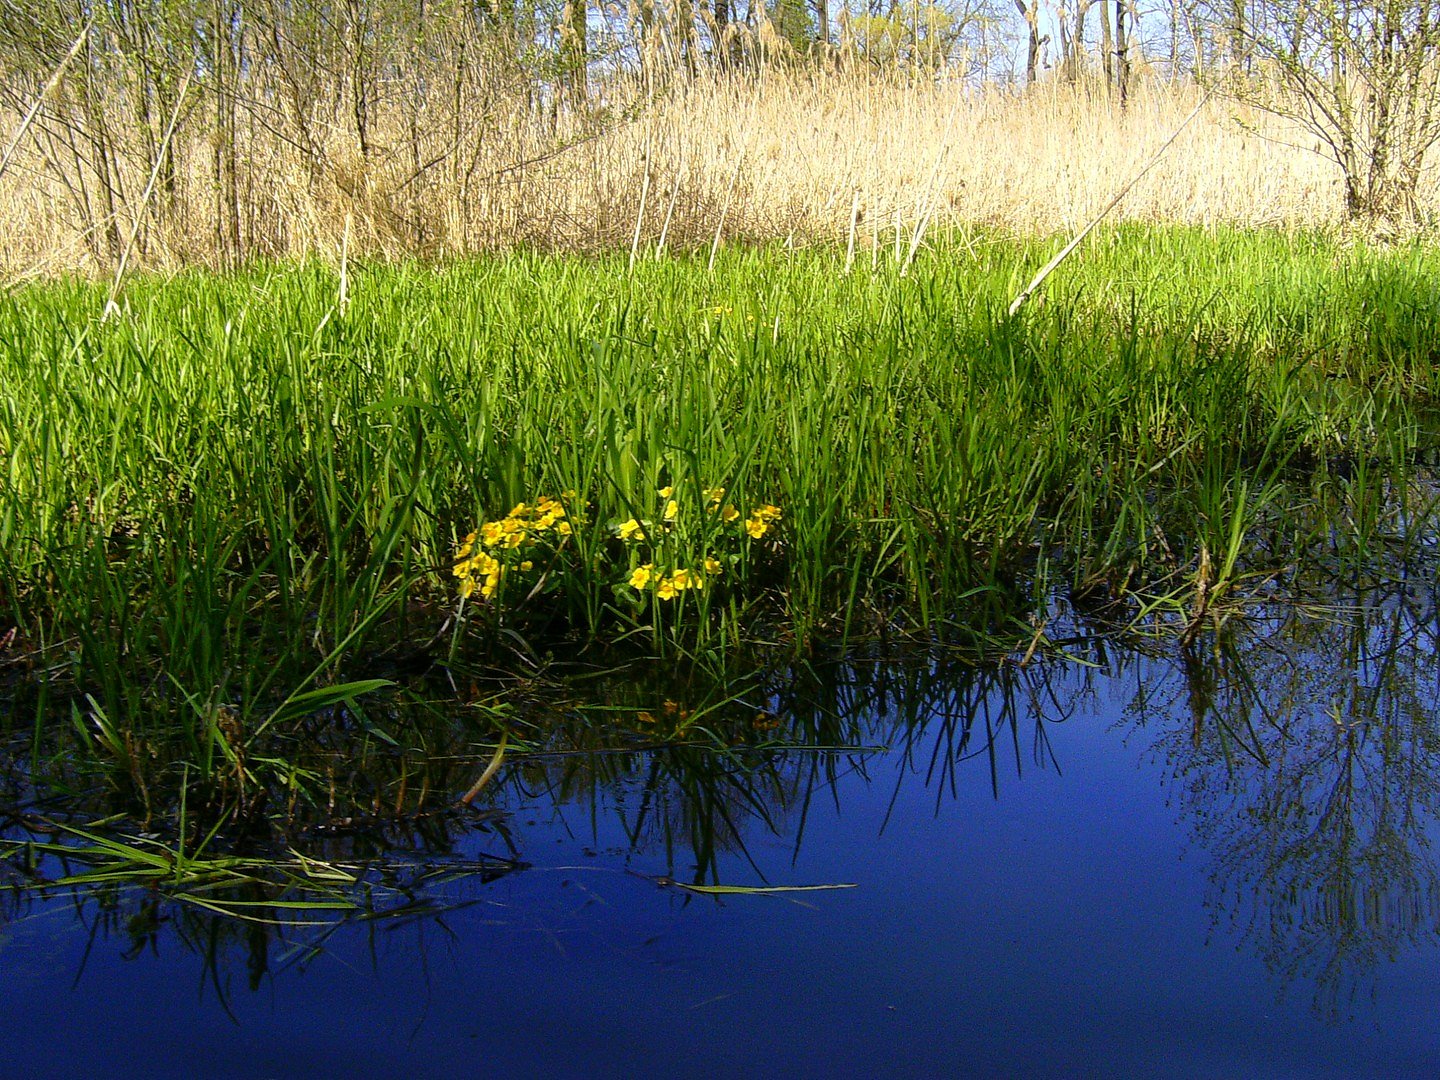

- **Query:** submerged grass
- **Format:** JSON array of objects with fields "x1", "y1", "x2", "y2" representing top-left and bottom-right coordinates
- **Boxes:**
[{"x1": 1, "y1": 224, "x2": 1438, "y2": 825}]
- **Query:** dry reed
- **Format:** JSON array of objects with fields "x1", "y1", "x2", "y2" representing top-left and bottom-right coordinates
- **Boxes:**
[{"x1": 0, "y1": 67, "x2": 1416, "y2": 278}]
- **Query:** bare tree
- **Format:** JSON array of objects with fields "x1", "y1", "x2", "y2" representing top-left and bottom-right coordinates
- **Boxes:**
[{"x1": 1200, "y1": 0, "x2": 1440, "y2": 226}]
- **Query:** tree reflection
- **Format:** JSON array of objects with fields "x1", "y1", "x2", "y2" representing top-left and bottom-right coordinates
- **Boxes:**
[{"x1": 1126, "y1": 579, "x2": 1440, "y2": 1019}]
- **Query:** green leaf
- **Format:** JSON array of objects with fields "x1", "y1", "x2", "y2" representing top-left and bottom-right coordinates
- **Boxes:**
[
  {"x1": 653, "y1": 877, "x2": 857, "y2": 895},
  {"x1": 264, "y1": 679, "x2": 395, "y2": 729}
]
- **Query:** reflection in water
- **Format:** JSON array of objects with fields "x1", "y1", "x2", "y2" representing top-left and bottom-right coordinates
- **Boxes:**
[
  {"x1": 3, "y1": 595, "x2": 1440, "y2": 1029},
  {"x1": 1127, "y1": 579, "x2": 1440, "y2": 1020}
]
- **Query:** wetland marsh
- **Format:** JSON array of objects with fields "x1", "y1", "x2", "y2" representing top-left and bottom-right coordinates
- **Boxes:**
[{"x1": 3, "y1": 226, "x2": 1440, "y2": 1074}]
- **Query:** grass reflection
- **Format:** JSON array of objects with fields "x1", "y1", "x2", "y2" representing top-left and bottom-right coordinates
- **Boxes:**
[{"x1": 3, "y1": 588, "x2": 1440, "y2": 1019}]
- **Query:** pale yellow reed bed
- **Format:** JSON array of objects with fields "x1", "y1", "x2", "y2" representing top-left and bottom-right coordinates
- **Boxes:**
[{"x1": 0, "y1": 70, "x2": 1414, "y2": 277}]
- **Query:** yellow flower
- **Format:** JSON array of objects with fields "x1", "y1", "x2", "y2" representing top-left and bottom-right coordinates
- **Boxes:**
[
  {"x1": 505, "y1": 530, "x2": 527, "y2": 549},
  {"x1": 618, "y1": 518, "x2": 645, "y2": 541},
  {"x1": 702, "y1": 487, "x2": 725, "y2": 507},
  {"x1": 745, "y1": 517, "x2": 768, "y2": 539},
  {"x1": 721, "y1": 504, "x2": 740, "y2": 523},
  {"x1": 629, "y1": 563, "x2": 655, "y2": 589},
  {"x1": 456, "y1": 531, "x2": 477, "y2": 559},
  {"x1": 556, "y1": 520, "x2": 572, "y2": 536},
  {"x1": 561, "y1": 489, "x2": 578, "y2": 500},
  {"x1": 458, "y1": 576, "x2": 476, "y2": 598},
  {"x1": 704, "y1": 556, "x2": 722, "y2": 575},
  {"x1": 658, "y1": 485, "x2": 674, "y2": 499},
  {"x1": 671, "y1": 568, "x2": 701, "y2": 591},
  {"x1": 520, "y1": 560, "x2": 534, "y2": 572},
  {"x1": 481, "y1": 521, "x2": 505, "y2": 547},
  {"x1": 508, "y1": 503, "x2": 528, "y2": 518},
  {"x1": 656, "y1": 577, "x2": 678, "y2": 600},
  {"x1": 664, "y1": 500, "x2": 679, "y2": 522},
  {"x1": 754, "y1": 504, "x2": 782, "y2": 522}
]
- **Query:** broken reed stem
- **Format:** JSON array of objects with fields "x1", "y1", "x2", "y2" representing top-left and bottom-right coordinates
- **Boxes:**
[
  {"x1": 0, "y1": 26, "x2": 90, "y2": 184},
  {"x1": 844, "y1": 188, "x2": 860, "y2": 274},
  {"x1": 709, "y1": 86, "x2": 763, "y2": 272},
  {"x1": 1007, "y1": 91, "x2": 1211, "y2": 317},
  {"x1": 657, "y1": 167, "x2": 681, "y2": 258},
  {"x1": 338, "y1": 211, "x2": 352, "y2": 314},
  {"x1": 902, "y1": 93, "x2": 963, "y2": 278},
  {"x1": 629, "y1": 146, "x2": 652, "y2": 273},
  {"x1": 103, "y1": 70, "x2": 191, "y2": 321},
  {"x1": 710, "y1": 148, "x2": 747, "y2": 272}
]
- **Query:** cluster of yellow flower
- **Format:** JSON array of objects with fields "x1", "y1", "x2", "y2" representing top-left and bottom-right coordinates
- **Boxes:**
[
  {"x1": 614, "y1": 484, "x2": 781, "y2": 603},
  {"x1": 628, "y1": 559, "x2": 723, "y2": 600},
  {"x1": 454, "y1": 493, "x2": 574, "y2": 600},
  {"x1": 745, "y1": 503, "x2": 782, "y2": 539},
  {"x1": 615, "y1": 485, "x2": 775, "y2": 540},
  {"x1": 452, "y1": 485, "x2": 782, "y2": 608},
  {"x1": 453, "y1": 543, "x2": 505, "y2": 599}
]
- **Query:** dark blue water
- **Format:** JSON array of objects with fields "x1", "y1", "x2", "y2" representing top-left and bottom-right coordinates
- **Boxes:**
[{"x1": 4, "y1": 604, "x2": 1439, "y2": 1077}]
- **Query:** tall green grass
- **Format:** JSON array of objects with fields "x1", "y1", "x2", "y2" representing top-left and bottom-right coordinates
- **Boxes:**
[{"x1": 0, "y1": 225, "x2": 1437, "y2": 779}]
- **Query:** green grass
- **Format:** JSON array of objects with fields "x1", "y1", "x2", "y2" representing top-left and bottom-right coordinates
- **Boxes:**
[{"x1": 0, "y1": 224, "x2": 1438, "y2": 817}]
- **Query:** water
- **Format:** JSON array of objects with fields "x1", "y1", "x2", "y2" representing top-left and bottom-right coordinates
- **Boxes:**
[{"x1": 4, "y1": 594, "x2": 1440, "y2": 1077}]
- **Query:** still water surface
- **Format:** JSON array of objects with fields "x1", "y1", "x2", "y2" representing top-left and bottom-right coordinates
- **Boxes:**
[{"x1": 3, "y1": 599, "x2": 1439, "y2": 1077}]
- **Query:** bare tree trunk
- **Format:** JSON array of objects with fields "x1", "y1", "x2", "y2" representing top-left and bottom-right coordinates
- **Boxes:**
[
  {"x1": 1101, "y1": 0, "x2": 1114, "y2": 84},
  {"x1": 344, "y1": 0, "x2": 372, "y2": 160},
  {"x1": 560, "y1": 0, "x2": 587, "y2": 103},
  {"x1": 1116, "y1": 0, "x2": 1130, "y2": 107},
  {"x1": 1015, "y1": 0, "x2": 1041, "y2": 83}
]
